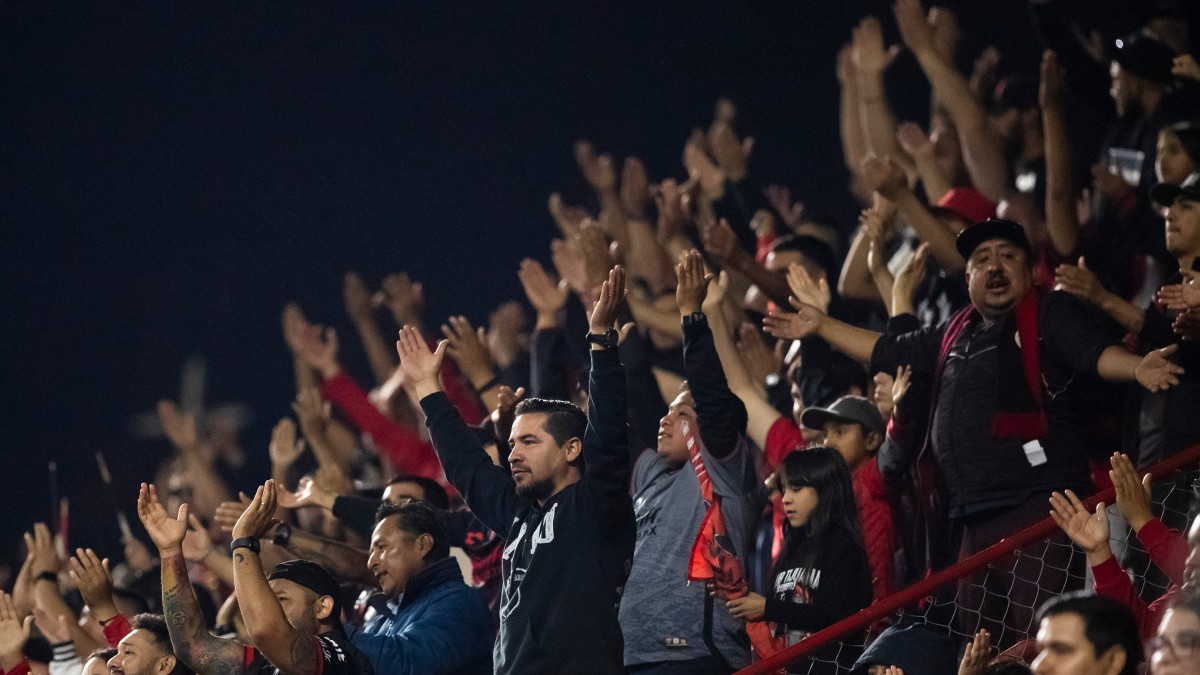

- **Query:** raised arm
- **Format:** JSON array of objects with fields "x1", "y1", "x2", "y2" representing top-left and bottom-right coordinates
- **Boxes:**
[
  {"x1": 675, "y1": 251, "x2": 748, "y2": 458},
  {"x1": 763, "y1": 302, "x2": 882, "y2": 365},
  {"x1": 894, "y1": 0, "x2": 1007, "y2": 202},
  {"x1": 1039, "y1": 51, "x2": 1080, "y2": 257},
  {"x1": 1097, "y1": 344, "x2": 1183, "y2": 392},
  {"x1": 851, "y1": 16, "x2": 911, "y2": 175},
  {"x1": 440, "y1": 315, "x2": 502, "y2": 412},
  {"x1": 231, "y1": 481, "x2": 325, "y2": 675},
  {"x1": 702, "y1": 218, "x2": 793, "y2": 307},
  {"x1": 582, "y1": 266, "x2": 632, "y2": 495},
  {"x1": 863, "y1": 155, "x2": 966, "y2": 274},
  {"x1": 344, "y1": 272, "x2": 398, "y2": 386},
  {"x1": 402, "y1": 326, "x2": 521, "y2": 536},
  {"x1": 137, "y1": 484, "x2": 243, "y2": 675}
]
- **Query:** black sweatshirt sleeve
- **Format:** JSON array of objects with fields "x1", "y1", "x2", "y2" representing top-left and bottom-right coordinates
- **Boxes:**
[
  {"x1": 331, "y1": 495, "x2": 385, "y2": 539},
  {"x1": 617, "y1": 318, "x2": 669, "y2": 454},
  {"x1": 581, "y1": 348, "x2": 630, "y2": 500},
  {"x1": 682, "y1": 313, "x2": 748, "y2": 459},
  {"x1": 421, "y1": 392, "x2": 522, "y2": 537},
  {"x1": 531, "y1": 327, "x2": 574, "y2": 400}
]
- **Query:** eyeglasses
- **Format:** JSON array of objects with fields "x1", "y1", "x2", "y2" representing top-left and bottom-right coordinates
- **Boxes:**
[{"x1": 1149, "y1": 632, "x2": 1200, "y2": 657}]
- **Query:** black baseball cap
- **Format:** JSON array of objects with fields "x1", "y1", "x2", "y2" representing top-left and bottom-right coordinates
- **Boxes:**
[
  {"x1": 1150, "y1": 171, "x2": 1200, "y2": 207},
  {"x1": 1113, "y1": 33, "x2": 1175, "y2": 85},
  {"x1": 800, "y1": 395, "x2": 886, "y2": 437},
  {"x1": 267, "y1": 560, "x2": 342, "y2": 617},
  {"x1": 955, "y1": 218, "x2": 1034, "y2": 260}
]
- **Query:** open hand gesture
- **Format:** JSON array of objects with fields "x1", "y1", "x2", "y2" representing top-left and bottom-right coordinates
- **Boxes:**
[
  {"x1": 137, "y1": 483, "x2": 188, "y2": 556},
  {"x1": 277, "y1": 476, "x2": 336, "y2": 512},
  {"x1": 574, "y1": 140, "x2": 617, "y2": 193},
  {"x1": 675, "y1": 250, "x2": 714, "y2": 316},
  {"x1": 373, "y1": 272, "x2": 425, "y2": 328},
  {"x1": 214, "y1": 493, "x2": 253, "y2": 532},
  {"x1": 589, "y1": 266, "x2": 631, "y2": 337},
  {"x1": 958, "y1": 629, "x2": 992, "y2": 675},
  {"x1": 396, "y1": 325, "x2": 447, "y2": 393},
  {"x1": 851, "y1": 16, "x2": 900, "y2": 76},
  {"x1": 441, "y1": 315, "x2": 496, "y2": 382},
  {"x1": 1054, "y1": 257, "x2": 1102, "y2": 306},
  {"x1": 763, "y1": 304, "x2": 824, "y2": 341},
  {"x1": 23, "y1": 523, "x2": 60, "y2": 579},
  {"x1": 787, "y1": 262, "x2": 832, "y2": 313},
  {"x1": 1135, "y1": 344, "x2": 1184, "y2": 393},
  {"x1": 1157, "y1": 270, "x2": 1200, "y2": 311},
  {"x1": 268, "y1": 418, "x2": 306, "y2": 468},
  {"x1": 157, "y1": 400, "x2": 199, "y2": 452},
  {"x1": 232, "y1": 480, "x2": 279, "y2": 541},
  {"x1": 1048, "y1": 490, "x2": 1111, "y2": 565},
  {"x1": 68, "y1": 548, "x2": 116, "y2": 617},
  {"x1": 518, "y1": 259, "x2": 569, "y2": 326},
  {"x1": 343, "y1": 272, "x2": 374, "y2": 324},
  {"x1": 0, "y1": 592, "x2": 32, "y2": 665},
  {"x1": 1109, "y1": 453, "x2": 1153, "y2": 533}
]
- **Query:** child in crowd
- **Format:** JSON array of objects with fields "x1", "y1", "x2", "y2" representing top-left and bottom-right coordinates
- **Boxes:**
[{"x1": 727, "y1": 447, "x2": 873, "y2": 674}]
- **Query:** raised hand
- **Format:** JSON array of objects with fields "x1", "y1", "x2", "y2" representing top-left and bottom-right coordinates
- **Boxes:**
[
  {"x1": 1174, "y1": 310, "x2": 1200, "y2": 341},
  {"x1": 281, "y1": 303, "x2": 309, "y2": 355},
  {"x1": 136, "y1": 483, "x2": 188, "y2": 556},
  {"x1": 851, "y1": 16, "x2": 900, "y2": 76},
  {"x1": 1136, "y1": 344, "x2": 1184, "y2": 393},
  {"x1": 0, "y1": 592, "x2": 32, "y2": 669},
  {"x1": 652, "y1": 178, "x2": 689, "y2": 242},
  {"x1": 894, "y1": 0, "x2": 936, "y2": 58},
  {"x1": 268, "y1": 418, "x2": 305, "y2": 469},
  {"x1": 762, "y1": 305, "x2": 823, "y2": 341},
  {"x1": 683, "y1": 143, "x2": 726, "y2": 202},
  {"x1": 1048, "y1": 490, "x2": 1111, "y2": 565},
  {"x1": 1109, "y1": 452, "x2": 1153, "y2": 533},
  {"x1": 292, "y1": 324, "x2": 340, "y2": 378},
  {"x1": 550, "y1": 238, "x2": 594, "y2": 298},
  {"x1": 620, "y1": 156, "x2": 651, "y2": 217},
  {"x1": 896, "y1": 122, "x2": 934, "y2": 161},
  {"x1": 232, "y1": 481, "x2": 280, "y2": 541},
  {"x1": 893, "y1": 243, "x2": 930, "y2": 313},
  {"x1": 23, "y1": 523, "x2": 60, "y2": 579},
  {"x1": 958, "y1": 629, "x2": 991, "y2": 675},
  {"x1": 68, "y1": 548, "x2": 117, "y2": 619},
  {"x1": 675, "y1": 250, "x2": 714, "y2": 316},
  {"x1": 157, "y1": 400, "x2": 199, "y2": 452},
  {"x1": 1157, "y1": 270, "x2": 1200, "y2": 311},
  {"x1": 700, "y1": 218, "x2": 741, "y2": 266},
  {"x1": 763, "y1": 184, "x2": 804, "y2": 230},
  {"x1": 181, "y1": 515, "x2": 214, "y2": 563},
  {"x1": 577, "y1": 220, "x2": 614, "y2": 289},
  {"x1": 488, "y1": 300, "x2": 527, "y2": 369},
  {"x1": 441, "y1": 315, "x2": 497, "y2": 383},
  {"x1": 589, "y1": 265, "x2": 631, "y2": 337},
  {"x1": 969, "y1": 46, "x2": 1001, "y2": 99},
  {"x1": 738, "y1": 323, "x2": 782, "y2": 388},
  {"x1": 518, "y1": 258, "x2": 569, "y2": 328},
  {"x1": 1054, "y1": 257, "x2": 1103, "y2": 306},
  {"x1": 547, "y1": 192, "x2": 589, "y2": 239},
  {"x1": 491, "y1": 385, "x2": 526, "y2": 454},
  {"x1": 343, "y1": 272, "x2": 374, "y2": 324},
  {"x1": 373, "y1": 272, "x2": 426, "y2": 328},
  {"x1": 31, "y1": 607, "x2": 70, "y2": 645},
  {"x1": 787, "y1": 262, "x2": 832, "y2": 313},
  {"x1": 1039, "y1": 50, "x2": 1064, "y2": 109},
  {"x1": 702, "y1": 271, "x2": 729, "y2": 314},
  {"x1": 874, "y1": 371, "x2": 897, "y2": 419},
  {"x1": 892, "y1": 364, "x2": 913, "y2": 406},
  {"x1": 396, "y1": 325, "x2": 448, "y2": 396},
  {"x1": 291, "y1": 388, "x2": 331, "y2": 448},
  {"x1": 213, "y1": 493, "x2": 253, "y2": 533},
  {"x1": 860, "y1": 155, "x2": 908, "y2": 200},
  {"x1": 927, "y1": 6, "x2": 959, "y2": 62},
  {"x1": 277, "y1": 476, "x2": 336, "y2": 511},
  {"x1": 574, "y1": 140, "x2": 617, "y2": 193},
  {"x1": 706, "y1": 99, "x2": 752, "y2": 182}
]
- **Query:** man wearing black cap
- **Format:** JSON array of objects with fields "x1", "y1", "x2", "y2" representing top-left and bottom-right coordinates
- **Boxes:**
[
  {"x1": 765, "y1": 218, "x2": 1184, "y2": 641},
  {"x1": 137, "y1": 481, "x2": 373, "y2": 675}
]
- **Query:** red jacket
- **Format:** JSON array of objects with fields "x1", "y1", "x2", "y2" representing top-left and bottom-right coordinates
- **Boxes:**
[{"x1": 1092, "y1": 517, "x2": 1188, "y2": 638}]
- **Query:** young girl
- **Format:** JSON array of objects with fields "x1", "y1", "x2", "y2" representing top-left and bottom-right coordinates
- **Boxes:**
[
  {"x1": 727, "y1": 447, "x2": 873, "y2": 673},
  {"x1": 1156, "y1": 121, "x2": 1200, "y2": 187}
]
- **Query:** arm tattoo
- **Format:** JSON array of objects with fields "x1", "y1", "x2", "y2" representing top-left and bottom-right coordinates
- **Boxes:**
[
  {"x1": 234, "y1": 552, "x2": 245, "y2": 564},
  {"x1": 161, "y1": 554, "x2": 244, "y2": 675},
  {"x1": 288, "y1": 635, "x2": 319, "y2": 675}
]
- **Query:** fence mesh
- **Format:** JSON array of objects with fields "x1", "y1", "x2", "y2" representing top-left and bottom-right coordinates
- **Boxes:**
[{"x1": 739, "y1": 451, "x2": 1200, "y2": 675}]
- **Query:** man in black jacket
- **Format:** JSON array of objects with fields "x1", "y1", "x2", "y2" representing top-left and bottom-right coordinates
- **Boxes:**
[{"x1": 396, "y1": 266, "x2": 636, "y2": 674}]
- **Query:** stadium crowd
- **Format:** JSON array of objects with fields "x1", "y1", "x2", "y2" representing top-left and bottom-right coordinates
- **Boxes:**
[{"x1": 7, "y1": 1, "x2": 1200, "y2": 673}]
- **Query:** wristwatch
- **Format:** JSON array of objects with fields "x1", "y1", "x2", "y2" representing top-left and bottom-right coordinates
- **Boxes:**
[
  {"x1": 230, "y1": 537, "x2": 260, "y2": 555},
  {"x1": 272, "y1": 523, "x2": 292, "y2": 548},
  {"x1": 586, "y1": 328, "x2": 619, "y2": 349}
]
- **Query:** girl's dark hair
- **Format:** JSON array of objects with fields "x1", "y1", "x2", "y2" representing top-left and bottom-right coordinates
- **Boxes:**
[
  {"x1": 774, "y1": 446, "x2": 863, "y2": 547},
  {"x1": 1166, "y1": 121, "x2": 1200, "y2": 172}
]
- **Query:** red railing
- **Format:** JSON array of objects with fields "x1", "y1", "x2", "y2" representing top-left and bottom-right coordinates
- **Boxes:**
[{"x1": 737, "y1": 443, "x2": 1200, "y2": 675}]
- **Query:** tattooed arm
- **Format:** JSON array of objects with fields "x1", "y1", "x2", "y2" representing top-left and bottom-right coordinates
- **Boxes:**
[
  {"x1": 233, "y1": 482, "x2": 324, "y2": 675},
  {"x1": 162, "y1": 554, "x2": 245, "y2": 675},
  {"x1": 137, "y1": 483, "x2": 243, "y2": 675}
]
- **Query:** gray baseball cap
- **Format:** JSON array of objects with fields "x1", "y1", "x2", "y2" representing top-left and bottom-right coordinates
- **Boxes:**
[{"x1": 800, "y1": 395, "x2": 886, "y2": 436}]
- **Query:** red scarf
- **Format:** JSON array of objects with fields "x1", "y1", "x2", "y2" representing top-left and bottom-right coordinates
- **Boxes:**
[{"x1": 682, "y1": 421, "x2": 782, "y2": 662}]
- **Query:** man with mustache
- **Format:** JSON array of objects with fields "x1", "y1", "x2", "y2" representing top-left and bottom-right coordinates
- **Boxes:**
[{"x1": 764, "y1": 218, "x2": 1184, "y2": 641}]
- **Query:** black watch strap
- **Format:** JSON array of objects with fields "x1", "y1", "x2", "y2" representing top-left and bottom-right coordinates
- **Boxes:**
[
  {"x1": 230, "y1": 537, "x2": 260, "y2": 554},
  {"x1": 586, "y1": 328, "x2": 619, "y2": 349},
  {"x1": 272, "y1": 523, "x2": 292, "y2": 548}
]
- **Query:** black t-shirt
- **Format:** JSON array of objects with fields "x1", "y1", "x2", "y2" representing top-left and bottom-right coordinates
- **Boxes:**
[{"x1": 242, "y1": 631, "x2": 374, "y2": 675}]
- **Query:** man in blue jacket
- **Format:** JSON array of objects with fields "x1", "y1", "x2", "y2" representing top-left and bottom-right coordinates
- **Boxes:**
[{"x1": 348, "y1": 501, "x2": 492, "y2": 675}]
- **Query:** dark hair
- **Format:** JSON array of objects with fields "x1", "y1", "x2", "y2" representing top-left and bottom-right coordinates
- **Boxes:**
[
  {"x1": 1036, "y1": 592, "x2": 1142, "y2": 675},
  {"x1": 1165, "y1": 121, "x2": 1200, "y2": 173},
  {"x1": 88, "y1": 647, "x2": 118, "y2": 663},
  {"x1": 22, "y1": 636, "x2": 51, "y2": 665},
  {"x1": 986, "y1": 663, "x2": 1033, "y2": 675},
  {"x1": 1167, "y1": 586, "x2": 1200, "y2": 616},
  {"x1": 374, "y1": 501, "x2": 450, "y2": 561},
  {"x1": 770, "y1": 234, "x2": 839, "y2": 286},
  {"x1": 388, "y1": 474, "x2": 450, "y2": 511},
  {"x1": 129, "y1": 614, "x2": 192, "y2": 675},
  {"x1": 513, "y1": 398, "x2": 588, "y2": 448},
  {"x1": 774, "y1": 447, "x2": 863, "y2": 545}
]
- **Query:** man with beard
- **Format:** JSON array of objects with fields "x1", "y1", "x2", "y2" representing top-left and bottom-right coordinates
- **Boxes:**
[
  {"x1": 107, "y1": 615, "x2": 188, "y2": 675},
  {"x1": 397, "y1": 266, "x2": 635, "y2": 674},
  {"x1": 764, "y1": 218, "x2": 1184, "y2": 643}
]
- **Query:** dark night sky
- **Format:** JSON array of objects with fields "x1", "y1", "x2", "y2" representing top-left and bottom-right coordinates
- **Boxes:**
[{"x1": 4, "y1": 1, "x2": 1155, "y2": 561}]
